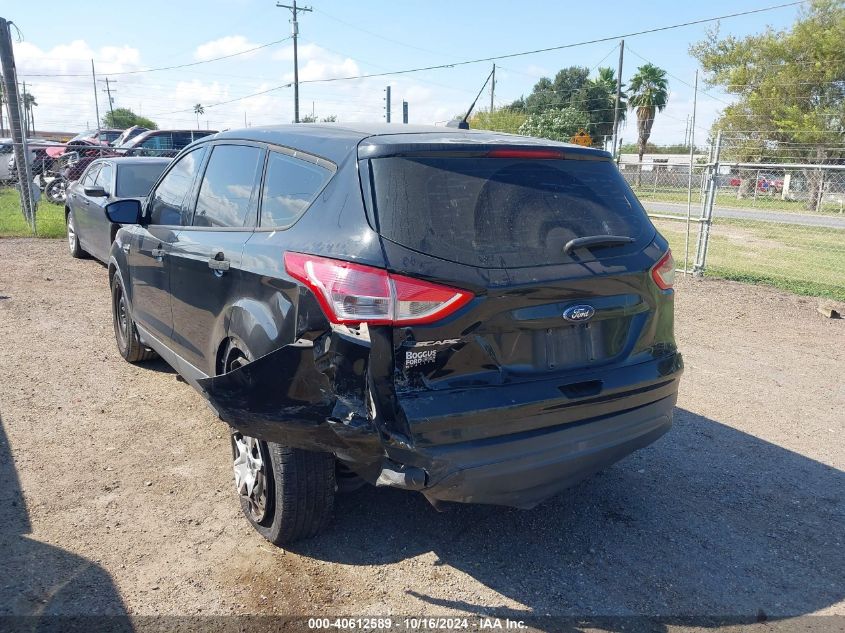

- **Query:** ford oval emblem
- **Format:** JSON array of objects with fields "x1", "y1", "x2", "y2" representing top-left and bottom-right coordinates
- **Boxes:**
[{"x1": 563, "y1": 305, "x2": 595, "y2": 322}]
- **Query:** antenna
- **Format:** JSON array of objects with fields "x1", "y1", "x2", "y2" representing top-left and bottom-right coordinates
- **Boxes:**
[{"x1": 451, "y1": 66, "x2": 495, "y2": 129}]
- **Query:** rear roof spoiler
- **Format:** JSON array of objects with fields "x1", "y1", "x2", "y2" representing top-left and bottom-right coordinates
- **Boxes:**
[{"x1": 358, "y1": 142, "x2": 611, "y2": 161}]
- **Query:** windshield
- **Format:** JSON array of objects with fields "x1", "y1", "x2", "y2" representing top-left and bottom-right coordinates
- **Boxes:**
[
  {"x1": 369, "y1": 156, "x2": 652, "y2": 268},
  {"x1": 115, "y1": 163, "x2": 169, "y2": 197}
]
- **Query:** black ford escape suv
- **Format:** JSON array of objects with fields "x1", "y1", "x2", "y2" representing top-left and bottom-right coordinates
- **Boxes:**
[{"x1": 103, "y1": 124, "x2": 682, "y2": 545}]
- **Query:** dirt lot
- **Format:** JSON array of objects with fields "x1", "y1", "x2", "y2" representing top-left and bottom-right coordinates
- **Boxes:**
[{"x1": 0, "y1": 238, "x2": 843, "y2": 627}]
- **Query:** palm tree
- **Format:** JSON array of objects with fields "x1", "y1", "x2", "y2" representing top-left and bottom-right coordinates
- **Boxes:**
[
  {"x1": 193, "y1": 103, "x2": 205, "y2": 128},
  {"x1": 593, "y1": 66, "x2": 626, "y2": 148},
  {"x1": 628, "y1": 63, "x2": 669, "y2": 170},
  {"x1": 22, "y1": 92, "x2": 38, "y2": 135}
]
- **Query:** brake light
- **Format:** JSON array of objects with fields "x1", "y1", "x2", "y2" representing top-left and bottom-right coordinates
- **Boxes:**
[
  {"x1": 651, "y1": 250, "x2": 675, "y2": 290},
  {"x1": 486, "y1": 148, "x2": 563, "y2": 159},
  {"x1": 284, "y1": 252, "x2": 473, "y2": 326}
]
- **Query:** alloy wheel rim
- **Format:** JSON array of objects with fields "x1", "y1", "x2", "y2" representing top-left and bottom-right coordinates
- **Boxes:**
[
  {"x1": 232, "y1": 433, "x2": 267, "y2": 522},
  {"x1": 67, "y1": 216, "x2": 75, "y2": 251}
]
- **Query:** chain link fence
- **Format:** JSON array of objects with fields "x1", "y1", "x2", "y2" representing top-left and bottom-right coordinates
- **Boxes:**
[
  {"x1": 2, "y1": 123, "x2": 844, "y2": 302},
  {"x1": 621, "y1": 137, "x2": 845, "y2": 301}
]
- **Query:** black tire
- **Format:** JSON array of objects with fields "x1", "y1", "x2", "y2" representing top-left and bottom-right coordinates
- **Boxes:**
[
  {"x1": 111, "y1": 274, "x2": 157, "y2": 363},
  {"x1": 224, "y1": 342, "x2": 335, "y2": 545},
  {"x1": 66, "y1": 209, "x2": 88, "y2": 259}
]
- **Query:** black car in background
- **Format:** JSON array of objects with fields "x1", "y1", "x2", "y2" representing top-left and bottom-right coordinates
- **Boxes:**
[
  {"x1": 66, "y1": 157, "x2": 170, "y2": 263},
  {"x1": 103, "y1": 124, "x2": 682, "y2": 545}
]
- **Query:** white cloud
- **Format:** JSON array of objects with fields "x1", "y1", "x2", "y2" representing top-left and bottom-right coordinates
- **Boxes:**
[
  {"x1": 12, "y1": 40, "x2": 145, "y2": 132},
  {"x1": 193, "y1": 35, "x2": 259, "y2": 61},
  {"x1": 9, "y1": 36, "x2": 474, "y2": 134},
  {"x1": 274, "y1": 43, "x2": 360, "y2": 82}
]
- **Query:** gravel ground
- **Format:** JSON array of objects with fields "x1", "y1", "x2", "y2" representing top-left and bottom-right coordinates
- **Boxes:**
[{"x1": 0, "y1": 238, "x2": 843, "y2": 629}]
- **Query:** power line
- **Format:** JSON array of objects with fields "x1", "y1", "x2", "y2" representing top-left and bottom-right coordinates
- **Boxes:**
[
  {"x1": 19, "y1": 36, "x2": 292, "y2": 77},
  {"x1": 144, "y1": 1, "x2": 806, "y2": 117},
  {"x1": 312, "y1": 7, "x2": 442, "y2": 57},
  {"x1": 297, "y1": 2, "x2": 809, "y2": 84}
]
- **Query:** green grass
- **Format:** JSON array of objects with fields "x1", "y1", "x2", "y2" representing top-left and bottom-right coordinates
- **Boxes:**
[
  {"x1": 652, "y1": 217, "x2": 845, "y2": 302},
  {"x1": 0, "y1": 187, "x2": 66, "y2": 238}
]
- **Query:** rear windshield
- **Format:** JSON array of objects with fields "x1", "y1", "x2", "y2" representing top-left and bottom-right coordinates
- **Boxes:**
[
  {"x1": 115, "y1": 163, "x2": 168, "y2": 197},
  {"x1": 369, "y1": 156, "x2": 652, "y2": 268}
]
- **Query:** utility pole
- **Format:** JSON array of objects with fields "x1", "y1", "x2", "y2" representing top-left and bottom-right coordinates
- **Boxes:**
[
  {"x1": 611, "y1": 39, "x2": 624, "y2": 159},
  {"x1": 100, "y1": 77, "x2": 116, "y2": 119},
  {"x1": 385, "y1": 85, "x2": 391, "y2": 123},
  {"x1": 402, "y1": 100, "x2": 408, "y2": 124},
  {"x1": 91, "y1": 59, "x2": 101, "y2": 132},
  {"x1": 489, "y1": 63, "x2": 495, "y2": 112},
  {"x1": 0, "y1": 17, "x2": 36, "y2": 231},
  {"x1": 276, "y1": 0, "x2": 312, "y2": 123}
]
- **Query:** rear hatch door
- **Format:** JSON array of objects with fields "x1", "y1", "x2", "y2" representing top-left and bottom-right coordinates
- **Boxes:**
[{"x1": 359, "y1": 140, "x2": 672, "y2": 441}]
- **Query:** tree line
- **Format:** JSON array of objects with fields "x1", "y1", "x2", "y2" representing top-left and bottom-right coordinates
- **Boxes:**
[{"x1": 470, "y1": 62, "x2": 670, "y2": 162}]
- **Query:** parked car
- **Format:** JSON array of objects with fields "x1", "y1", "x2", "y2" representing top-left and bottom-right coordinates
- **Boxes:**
[
  {"x1": 66, "y1": 157, "x2": 170, "y2": 263},
  {"x1": 728, "y1": 172, "x2": 784, "y2": 192},
  {"x1": 68, "y1": 128, "x2": 124, "y2": 146},
  {"x1": 114, "y1": 129, "x2": 217, "y2": 157},
  {"x1": 103, "y1": 124, "x2": 683, "y2": 545}
]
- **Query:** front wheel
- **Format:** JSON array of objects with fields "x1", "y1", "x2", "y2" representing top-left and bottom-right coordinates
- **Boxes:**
[{"x1": 223, "y1": 342, "x2": 335, "y2": 545}]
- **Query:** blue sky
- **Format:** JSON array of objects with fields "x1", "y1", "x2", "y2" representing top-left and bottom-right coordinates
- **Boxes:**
[{"x1": 5, "y1": 0, "x2": 804, "y2": 145}]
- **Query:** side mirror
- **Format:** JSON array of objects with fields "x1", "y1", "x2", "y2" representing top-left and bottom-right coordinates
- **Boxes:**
[
  {"x1": 84, "y1": 186, "x2": 107, "y2": 197},
  {"x1": 105, "y1": 199, "x2": 142, "y2": 224}
]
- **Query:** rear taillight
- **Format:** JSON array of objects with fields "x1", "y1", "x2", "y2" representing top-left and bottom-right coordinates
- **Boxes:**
[
  {"x1": 651, "y1": 250, "x2": 675, "y2": 290},
  {"x1": 284, "y1": 252, "x2": 473, "y2": 326}
]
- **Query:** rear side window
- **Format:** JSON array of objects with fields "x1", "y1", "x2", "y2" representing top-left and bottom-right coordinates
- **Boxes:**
[
  {"x1": 149, "y1": 146, "x2": 206, "y2": 226},
  {"x1": 81, "y1": 164, "x2": 101, "y2": 187},
  {"x1": 171, "y1": 132, "x2": 193, "y2": 148},
  {"x1": 141, "y1": 133, "x2": 173, "y2": 150},
  {"x1": 115, "y1": 162, "x2": 169, "y2": 197},
  {"x1": 260, "y1": 152, "x2": 332, "y2": 228},
  {"x1": 192, "y1": 145, "x2": 263, "y2": 228},
  {"x1": 369, "y1": 157, "x2": 652, "y2": 268},
  {"x1": 94, "y1": 163, "x2": 113, "y2": 191}
]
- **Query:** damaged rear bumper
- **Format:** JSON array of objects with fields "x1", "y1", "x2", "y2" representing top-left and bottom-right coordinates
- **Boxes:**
[
  {"x1": 415, "y1": 394, "x2": 675, "y2": 508},
  {"x1": 198, "y1": 333, "x2": 682, "y2": 509}
]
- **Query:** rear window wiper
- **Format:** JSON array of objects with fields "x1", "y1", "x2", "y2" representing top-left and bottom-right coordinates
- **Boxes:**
[{"x1": 564, "y1": 235, "x2": 635, "y2": 255}]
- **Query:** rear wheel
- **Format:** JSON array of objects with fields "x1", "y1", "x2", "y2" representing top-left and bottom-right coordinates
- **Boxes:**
[
  {"x1": 111, "y1": 274, "x2": 157, "y2": 363},
  {"x1": 223, "y1": 342, "x2": 335, "y2": 545}
]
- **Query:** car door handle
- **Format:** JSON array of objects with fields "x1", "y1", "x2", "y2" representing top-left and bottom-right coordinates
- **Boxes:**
[
  {"x1": 208, "y1": 256, "x2": 230, "y2": 272},
  {"x1": 151, "y1": 247, "x2": 165, "y2": 260}
]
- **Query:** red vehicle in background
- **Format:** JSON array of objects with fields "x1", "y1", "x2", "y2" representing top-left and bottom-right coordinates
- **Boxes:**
[{"x1": 728, "y1": 172, "x2": 784, "y2": 193}]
